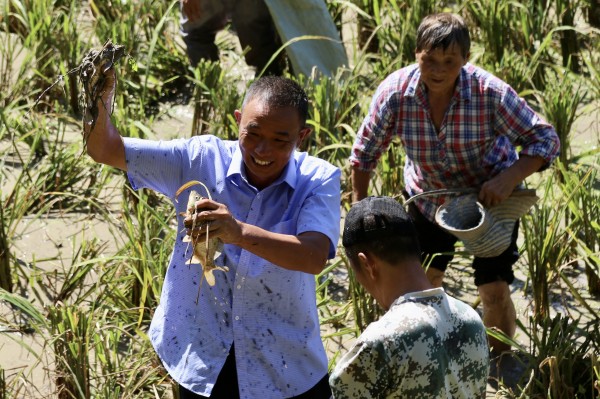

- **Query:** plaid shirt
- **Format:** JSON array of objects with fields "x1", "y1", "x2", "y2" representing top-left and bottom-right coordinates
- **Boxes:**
[{"x1": 350, "y1": 63, "x2": 560, "y2": 221}]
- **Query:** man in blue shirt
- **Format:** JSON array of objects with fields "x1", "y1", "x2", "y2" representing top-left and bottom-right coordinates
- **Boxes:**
[{"x1": 85, "y1": 71, "x2": 340, "y2": 398}]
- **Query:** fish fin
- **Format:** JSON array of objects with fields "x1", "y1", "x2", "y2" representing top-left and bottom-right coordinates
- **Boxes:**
[{"x1": 205, "y1": 270, "x2": 216, "y2": 286}]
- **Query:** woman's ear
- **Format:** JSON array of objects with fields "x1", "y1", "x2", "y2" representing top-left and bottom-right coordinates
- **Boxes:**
[{"x1": 463, "y1": 51, "x2": 470, "y2": 65}]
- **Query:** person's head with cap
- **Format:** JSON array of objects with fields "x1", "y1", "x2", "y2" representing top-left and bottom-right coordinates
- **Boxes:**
[{"x1": 343, "y1": 196, "x2": 432, "y2": 309}]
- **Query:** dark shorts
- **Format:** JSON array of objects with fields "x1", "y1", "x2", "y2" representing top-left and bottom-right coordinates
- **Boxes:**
[
  {"x1": 406, "y1": 200, "x2": 518, "y2": 286},
  {"x1": 178, "y1": 344, "x2": 332, "y2": 399}
]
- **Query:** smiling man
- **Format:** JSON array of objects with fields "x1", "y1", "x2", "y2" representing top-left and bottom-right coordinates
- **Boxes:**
[
  {"x1": 85, "y1": 73, "x2": 340, "y2": 398},
  {"x1": 350, "y1": 13, "x2": 559, "y2": 357}
]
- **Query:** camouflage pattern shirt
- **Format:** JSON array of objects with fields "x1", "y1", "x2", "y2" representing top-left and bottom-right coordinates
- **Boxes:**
[{"x1": 329, "y1": 287, "x2": 489, "y2": 398}]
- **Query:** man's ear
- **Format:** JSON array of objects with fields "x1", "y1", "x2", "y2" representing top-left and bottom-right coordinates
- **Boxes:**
[
  {"x1": 234, "y1": 109, "x2": 242, "y2": 125},
  {"x1": 357, "y1": 252, "x2": 378, "y2": 281},
  {"x1": 296, "y1": 126, "x2": 311, "y2": 147}
]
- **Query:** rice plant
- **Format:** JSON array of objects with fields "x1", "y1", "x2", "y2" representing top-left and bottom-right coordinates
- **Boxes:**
[
  {"x1": 559, "y1": 161, "x2": 600, "y2": 296},
  {"x1": 48, "y1": 304, "x2": 92, "y2": 398},
  {"x1": 316, "y1": 257, "x2": 357, "y2": 347},
  {"x1": 90, "y1": 0, "x2": 189, "y2": 117},
  {"x1": 112, "y1": 187, "x2": 174, "y2": 326},
  {"x1": 554, "y1": 0, "x2": 583, "y2": 73},
  {"x1": 0, "y1": 11, "x2": 36, "y2": 106},
  {"x1": 535, "y1": 66, "x2": 588, "y2": 171},
  {"x1": 0, "y1": 219, "x2": 11, "y2": 293},
  {"x1": 189, "y1": 59, "x2": 242, "y2": 137},
  {"x1": 0, "y1": 366, "x2": 5, "y2": 399},
  {"x1": 521, "y1": 178, "x2": 575, "y2": 321},
  {"x1": 466, "y1": 0, "x2": 519, "y2": 67},
  {"x1": 518, "y1": 314, "x2": 599, "y2": 398},
  {"x1": 341, "y1": 254, "x2": 384, "y2": 332},
  {"x1": 7, "y1": 0, "x2": 84, "y2": 114},
  {"x1": 301, "y1": 67, "x2": 361, "y2": 166}
]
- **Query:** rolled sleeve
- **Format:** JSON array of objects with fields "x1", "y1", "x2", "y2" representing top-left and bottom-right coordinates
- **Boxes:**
[
  {"x1": 124, "y1": 137, "x2": 191, "y2": 196},
  {"x1": 518, "y1": 130, "x2": 560, "y2": 170},
  {"x1": 350, "y1": 84, "x2": 398, "y2": 172},
  {"x1": 495, "y1": 86, "x2": 560, "y2": 169}
]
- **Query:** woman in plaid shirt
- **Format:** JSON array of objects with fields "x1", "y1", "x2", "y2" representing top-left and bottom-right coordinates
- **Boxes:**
[{"x1": 350, "y1": 12, "x2": 560, "y2": 356}]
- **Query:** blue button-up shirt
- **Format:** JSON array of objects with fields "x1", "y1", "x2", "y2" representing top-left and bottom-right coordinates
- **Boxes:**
[{"x1": 123, "y1": 135, "x2": 341, "y2": 398}]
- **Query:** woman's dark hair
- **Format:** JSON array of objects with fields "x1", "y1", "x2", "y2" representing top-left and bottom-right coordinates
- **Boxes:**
[{"x1": 416, "y1": 13, "x2": 471, "y2": 58}]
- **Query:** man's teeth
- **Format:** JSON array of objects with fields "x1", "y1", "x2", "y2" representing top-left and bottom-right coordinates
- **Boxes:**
[{"x1": 254, "y1": 158, "x2": 271, "y2": 166}]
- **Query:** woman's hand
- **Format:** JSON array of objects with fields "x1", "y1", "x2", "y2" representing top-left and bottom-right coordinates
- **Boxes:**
[
  {"x1": 478, "y1": 155, "x2": 546, "y2": 207},
  {"x1": 478, "y1": 172, "x2": 516, "y2": 207}
]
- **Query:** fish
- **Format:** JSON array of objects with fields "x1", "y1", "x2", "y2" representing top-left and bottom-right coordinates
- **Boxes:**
[
  {"x1": 182, "y1": 189, "x2": 228, "y2": 287},
  {"x1": 175, "y1": 181, "x2": 229, "y2": 302},
  {"x1": 79, "y1": 40, "x2": 126, "y2": 130}
]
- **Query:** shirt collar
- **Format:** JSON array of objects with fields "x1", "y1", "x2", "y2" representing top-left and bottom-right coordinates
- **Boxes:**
[
  {"x1": 404, "y1": 65, "x2": 421, "y2": 98},
  {"x1": 227, "y1": 143, "x2": 298, "y2": 190},
  {"x1": 391, "y1": 287, "x2": 446, "y2": 308},
  {"x1": 458, "y1": 63, "x2": 472, "y2": 101},
  {"x1": 227, "y1": 144, "x2": 244, "y2": 178}
]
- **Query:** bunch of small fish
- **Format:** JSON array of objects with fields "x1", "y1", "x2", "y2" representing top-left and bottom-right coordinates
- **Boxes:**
[{"x1": 79, "y1": 40, "x2": 126, "y2": 136}]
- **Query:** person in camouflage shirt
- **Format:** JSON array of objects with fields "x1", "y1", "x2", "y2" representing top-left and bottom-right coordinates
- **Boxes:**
[{"x1": 330, "y1": 196, "x2": 489, "y2": 398}]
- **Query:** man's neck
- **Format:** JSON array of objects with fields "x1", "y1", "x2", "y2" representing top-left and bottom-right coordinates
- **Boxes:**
[{"x1": 380, "y1": 260, "x2": 434, "y2": 309}]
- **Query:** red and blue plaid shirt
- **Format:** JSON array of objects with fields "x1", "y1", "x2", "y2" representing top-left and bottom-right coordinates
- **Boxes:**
[{"x1": 350, "y1": 63, "x2": 560, "y2": 221}]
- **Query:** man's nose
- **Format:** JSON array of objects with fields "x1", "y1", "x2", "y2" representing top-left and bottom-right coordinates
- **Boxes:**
[{"x1": 255, "y1": 138, "x2": 271, "y2": 154}]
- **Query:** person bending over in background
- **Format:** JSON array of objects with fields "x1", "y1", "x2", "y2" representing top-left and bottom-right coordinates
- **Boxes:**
[
  {"x1": 180, "y1": 0, "x2": 285, "y2": 75},
  {"x1": 84, "y1": 69, "x2": 340, "y2": 398},
  {"x1": 349, "y1": 12, "x2": 560, "y2": 355},
  {"x1": 330, "y1": 196, "x2": 489, "y2": 398},
  {"x1": 179, "y1": 0, "x2": 349, "y2": 79}
]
